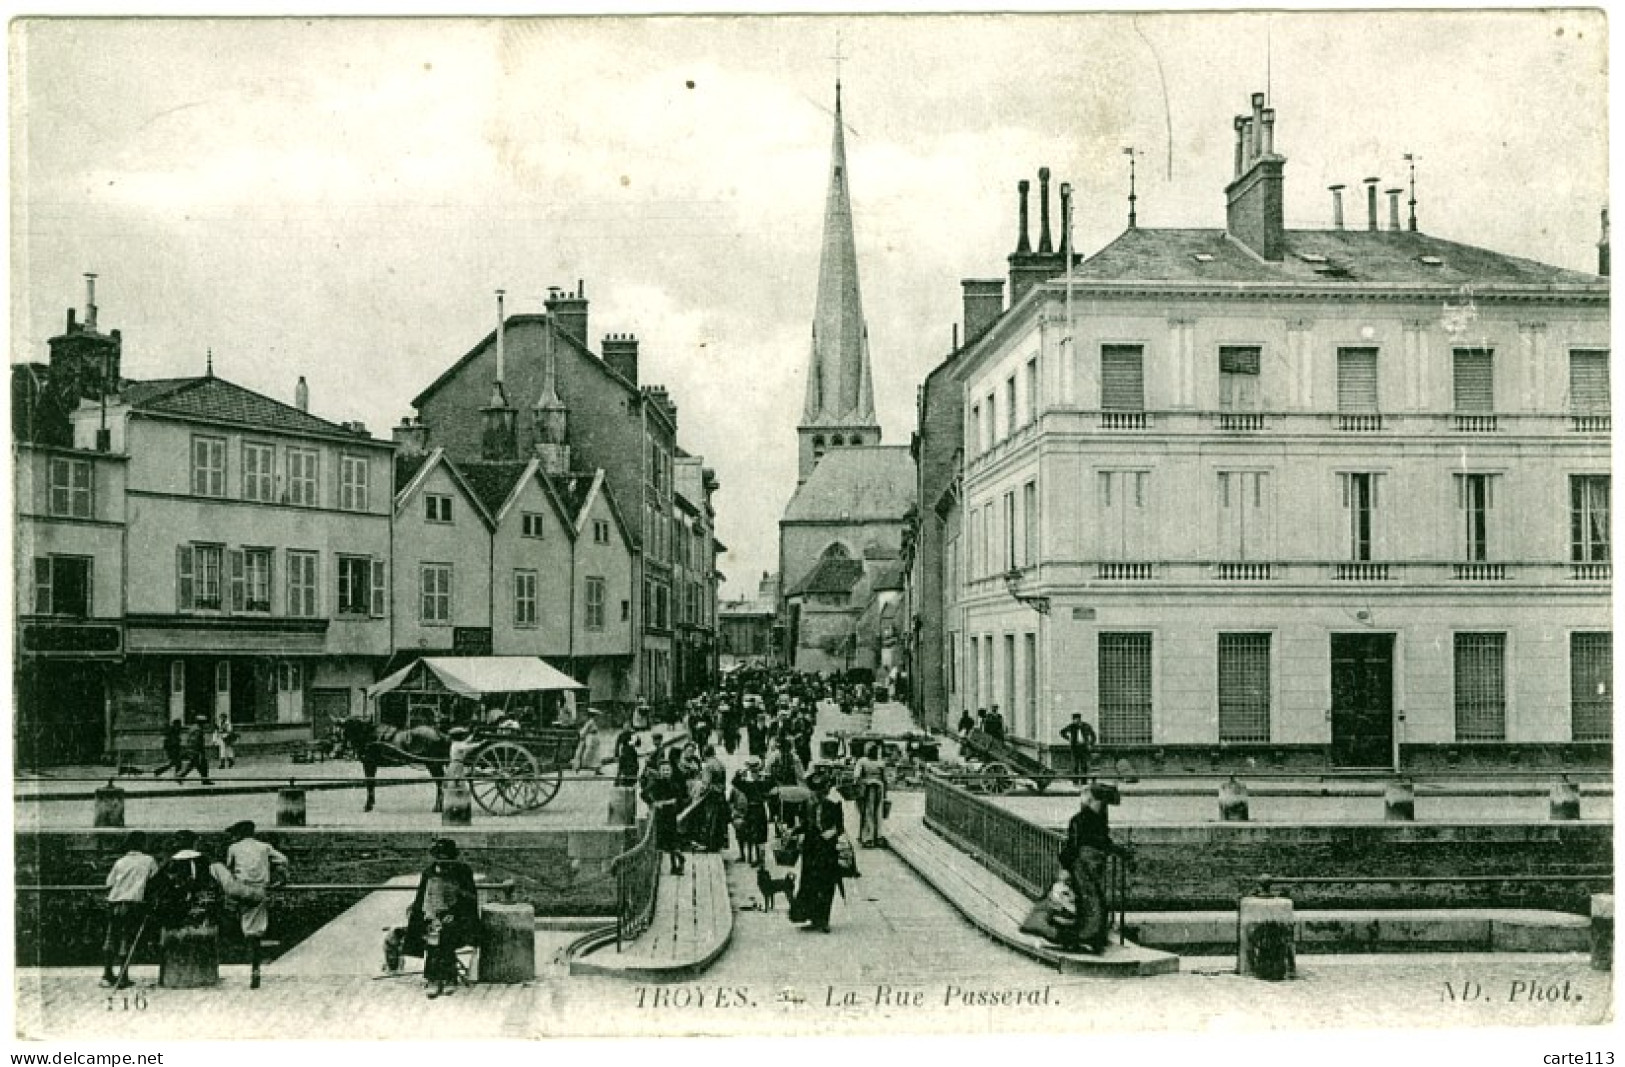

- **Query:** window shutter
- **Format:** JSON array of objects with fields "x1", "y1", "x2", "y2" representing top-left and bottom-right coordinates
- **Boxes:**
[
  {"x1": 1218, "y1": 346, "x2": 1260, "y2": 375},
  {"x1": 1570, "y1": 351, "x2": 1610, "y2": 412},
  {"x1": 1453, "y1": 349, "x2": 1495, "y2": 412},
  {"x1": 177, "y1": 545, "x2": 194, "y2": 611},
  {"x1": 1336, "y1": 348, "x2": 1378, "y2": 412},
  {"x1": 34, "y1": 557, "x2": 52, "y2": 614},
  {"x1": 1100, "y1": 345, "x2": 1145, "y2": 411},
  {"x1": 229, "y1": 549, "x2": 246, "y2": 613},
  {"x1": 371, "y1": 558, "x2": 386, "y2": 617}
]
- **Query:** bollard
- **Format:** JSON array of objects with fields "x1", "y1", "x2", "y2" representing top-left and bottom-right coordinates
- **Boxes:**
[
  {"x1": 1218, "y1": 777, "x2": 1249, "y2": 822},
  {"x1": 276, "y1": 786, "x2": 307, "y2": 827},
  {"x1": 477, "y1": 902, "x2": 536, "y2": 983},
  {"x1": 1592, "y1": 894, "x2": 1613, "y2": 972},
  {"x1": 1549, "y1": 778, "x2": 1581, "y2": 821},
  {"x1": 159, "y1": 922, "x2": 221, "y2": 988},
  {"x1": 607, "y1": 785, "x2": 636, "y2": 826},
  {"x1": 1384, "y1": 779, "x2": 1415, "y2": 821},
  {"x1": 442, "y1": 778, "x2": 473, "y2": 826},
  {"x1": 94, "y1": 783, "x2": 126, "y2": 828},
  {"x1": 1238, "y1": 895, "x2": 1295, "y2": 980}
]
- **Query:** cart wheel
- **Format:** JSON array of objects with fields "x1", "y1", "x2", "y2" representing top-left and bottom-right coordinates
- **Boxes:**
[
  {"x1": 528, "y1": 766, "x2": 563, "y2": 809},
  {"x1": 470, "y1": 741, "x2": 542, "y2": 816},
  {"x1": 982, "y1": 763, "x2": 1013, "y2": 795}
]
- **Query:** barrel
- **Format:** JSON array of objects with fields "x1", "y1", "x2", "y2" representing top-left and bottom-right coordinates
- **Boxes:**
[
  {"x1": 159, "y1": 923, "x2": 221, "y2": 988},
  {"x1": 1218, "y1": 777, "x2": 1250, "y2": 822},
  {"x1": 442, "y1": 778, "x2": 473, "y2": 825},
  {"x1": 1238, "y1": 896, "x2": 1295, "y2": 980},
  {"x1": 477, "y1": 903, "x2": 536, "y2": 983},
  {"x1": 1549, "y1": 779, "x2": 1581, "y2": 821},
  {"x1": 94, "y1": 784, "x2": 126, "y2": 828},
  {"x1": 276, "y1": 787, "x2": 307, "y2": 827},
  {"x1": 1383, "y1": 779, "x2": 1415, "y2": 821}
]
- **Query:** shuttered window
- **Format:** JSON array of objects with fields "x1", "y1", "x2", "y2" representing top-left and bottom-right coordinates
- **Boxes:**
[
  {"x1": 1570, "y1": 350, "x2": 1610, "y2": 413},
  {"x1": 1571, "y1": 632, "x2": 1612, "y2": 741},
  {"x1": 1336, "y1": 348, "x2": 1378, "y2": 412},
  {"x1": 1218, "y1": 633, "x2": 1271, "y2": 742},
  {"x1": 1219, "y1": 345, "x2": 1261, "y2": 411},
  {"x1": 1453, "y1": 348, "x2": 1495, "y2": 413},
  {"x1": 1454, "y1": 633, "x2": 1506, "y2": 741},
  {"x1": 1100, "y1": 345, "x2": 1145, "y2": 411},
  {"x1": 1098, "y1": 632, "x2": 1152, "y2": 744}
]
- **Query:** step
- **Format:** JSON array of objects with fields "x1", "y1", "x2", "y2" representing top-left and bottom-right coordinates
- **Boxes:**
[
  {"x1": 569, "y1": 852, "x2": 733, "y2": 980},
  {"x1": 1128, "y1": 908, "x2": 1590, "y2": 954},
  {"x1": 886, "y1": 821, "x2": 1179, "y2": 978}
]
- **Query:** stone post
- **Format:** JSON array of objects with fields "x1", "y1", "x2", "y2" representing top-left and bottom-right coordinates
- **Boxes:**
[
  {"x1": 1591, "y1": 893, "x2": 1613, "y2": 972},
  {"x1": 1218, "y1": 777, "x2": 1249, "y2": 822},
  {"x1": 477, "y1": 902, "x2": 536, "y2": 983},
  {"x1": 1549, "y1": 779, "x2": 1581, "y2": 821},
  {"x1": 1237, "y1": 895, "x2": 1295, "y2": 980},
  {"x1": 159, "y1": 924, "x2": 221, "y2": 988},
  {"x1": 1384, "y1": 779, "x2": 1415, "y2": 821},
  {"x1": 94, "y1": 783, "x2": 126, "y2": 828},
  {"x1": 277, "y1": 786, "x2": 307, "y2": 827},
  {"x1": 442, "y1": 778, "x2": 473, "y2": 826},
  {"x1": 607, "y1": 786, "x2": 636, "y2": 826}
]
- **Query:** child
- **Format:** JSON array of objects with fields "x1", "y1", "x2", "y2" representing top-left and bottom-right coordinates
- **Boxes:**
[{"x1": 101, "y1": 831, "x2": 160, "y2": 987}]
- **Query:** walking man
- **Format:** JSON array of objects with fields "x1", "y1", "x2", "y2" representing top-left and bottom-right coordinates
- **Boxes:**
[
  {"x1": 101, "y1": 831, "x2": 160, "y2": 988},
  {"x1": 152, "y1": 719, "x2": 185, "y2": 778},
  {"x1": 1060, "y1": 714, "x2": 1097, "y2": 781},
  {"x1": 224, "y1": 820, "x2": 289, "y2": 989},
  {"x1": 175, "y1": 716, "x2": 213, "y2": 784}
]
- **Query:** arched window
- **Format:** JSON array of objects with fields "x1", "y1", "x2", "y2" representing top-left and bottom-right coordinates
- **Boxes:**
[
  {"x1": 850, "y1": 435, "x2": 862, "y2": 446},
  {"x1": 820, "y1": 542, "x2": 852, "y2": 560},
  {"x1": 832, "y1": 434, "x2": 845, "y2": 446},
  {"x1": 812, "y1": 435, "x2": 825, "y2": 448}
]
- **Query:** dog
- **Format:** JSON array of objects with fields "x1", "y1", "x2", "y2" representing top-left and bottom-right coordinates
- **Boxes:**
[
  {"x1": 756, "y1": 867, "x2": 795, "y2": 911},
  {"x1": 382, "y1": 926, "x2": 407, "y2": 974}
]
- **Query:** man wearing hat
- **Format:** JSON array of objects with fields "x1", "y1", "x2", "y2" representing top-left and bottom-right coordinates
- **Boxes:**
[
  {"x1": 1057, "y1": 784, "x2": 1129, "y2": 954},
  {"x1": 788, "y1": 770, "x2": 845, "y2": 933},
  {"x1": 224, "y1": 821, "x2": 289, "y2": 989}
]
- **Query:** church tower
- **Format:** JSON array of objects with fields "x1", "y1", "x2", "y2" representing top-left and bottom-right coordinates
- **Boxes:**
[{"x1": 797, "y1": 82, "x2": 880, "y2": 484}]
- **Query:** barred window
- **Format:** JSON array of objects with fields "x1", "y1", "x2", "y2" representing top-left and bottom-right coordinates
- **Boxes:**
[
  {"x1": 1571, "y1": 633, "x2": 1612, "y2": 742},
  {"x1": 1098, "y1": 632, "x2": 1152, "y2": 744},
  {"x1": 1218, "y1": 633, "x2": 1271, "y2": 742},
  {"x1": 1100, "y1": 345, "x2": 1145, "y2": 411},
  {"x1": 1454, "y1": 633, "x2": 1506, "y2": 741}
]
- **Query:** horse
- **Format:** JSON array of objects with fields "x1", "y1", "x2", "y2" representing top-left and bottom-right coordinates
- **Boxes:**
[{"x1": 338, "y1": 719, "x2": 452, "y2": 813}]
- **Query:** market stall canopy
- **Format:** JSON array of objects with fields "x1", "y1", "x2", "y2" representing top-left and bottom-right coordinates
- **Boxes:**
[{"x1": 366, "y1": 656, "x2": 584, "y2": 700}]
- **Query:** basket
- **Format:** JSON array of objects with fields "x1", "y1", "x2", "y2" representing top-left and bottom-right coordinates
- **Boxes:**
[{"x1": 772, "y1": 839, "x2": 800, "y2": 867}]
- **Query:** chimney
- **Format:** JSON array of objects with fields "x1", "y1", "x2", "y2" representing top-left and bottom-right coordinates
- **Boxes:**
[
  {"x1": 393, "y1": 415, "x2": 429, "y2": 458},
  {"x1": 1599, "y1": 207, "x2": 1611, "y2": 277},
  {"x1": 1224, "y1": 92, "x2": 1286, "y2": 260},
  {"x1": 961, "y1": 279, "x2": 1005, "y2": 346},
  {"x1": 84, "y1": 274, "x2": 98, "y2": 332},
  {"x1": 545, "y1": 280, "x2": 589, "y2": 346},
  {"x1": 1059, "y1": 182, "x2": 1073, "y2": 258},
  {"x1": 1386, "y1": 188, "x2": 1403, "y2": 232},
  {"x1": 1014, "y1": 180, "x2": 1032, "y2": 255},
  {"x1": 1037, "y1": 167, "x2": 1053, "y2": 254},
  {"x1": 1365, "y1": 178, "x2": 1380, "y2": 231},
  {"x1": 495, "y1": 289, "x2": 506, "y2": 383},
  {"x1": 1329, "y1": 185, "x2": 1346, "y2": 230},
  {"x1": 48, "y1": 277, "x2": 122, "y2": 409},
  {"x1": 481, "y1": 292, "x2": 517, "y2": 461},
  {"x1": 295, "y1": 376, "x2": 309, "y2": 412},
  {"x1": 602, "y1": 333, "x2": 640, "y2": 386}
]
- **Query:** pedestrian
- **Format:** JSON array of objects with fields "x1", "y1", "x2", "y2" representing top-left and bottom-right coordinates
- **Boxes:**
[
  {"x1": 405, "y1": 838, "x2": 480, "y2": 999},
  {"x1": 574, "y1": 712, "x2": 603, "y2": 774},
  {"x1": 700, "y1": 744, "x2": 730, "y2": 852},
  {"x1": 175, "y1": 715, "x2": 213, "y2": 784},
  {"x1": 223, "y1": 820, "x2": 288, "y2": 990},
  {"x1": 853, "y1": 742, "x2": 888, "y2": 848},
  {"x1": 613, "y1": 727, "x2": 641, "y2": 787},
  {"x1": 101, "y1": 831, "x2": 159, "y2": 988},
  {"x1": 646, "y1": 753, "x2": 687, "y2": 875},
  {"x1": 152, "y1": 720, "x2": 185, "y2": 778},
  {"x1": 1057, "y1": 783, "x2": 1130, "y2": 954},
  {"x1": 956, "y1": 709, "x2": 976, "y2": 738},
  {"x1": 1060, "y1": 714, "x2": 1097, "y2": 781},
  {"x1": 789, "y1": 770, "x2": 845, "y2": 933},
  {"x1": 765, "y1": 734, "x2": 806, "y2": 826},
  {"x1": 147, "y1": 830, "x2": 229, "y2": 988},
  {"x1": 214, "y1": 713, "x2": 237, "y2": 770},
  {"x1": 729, "y1": 756, "x2": 772, "y2": 866},
  {"x1": 632, "y1": 701, "x2": 651, "y2": 732},
  {"x1": 746, "y1": 712, "x2": 768, "y2": 759}
]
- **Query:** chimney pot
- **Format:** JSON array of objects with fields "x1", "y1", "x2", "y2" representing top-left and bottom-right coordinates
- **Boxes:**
[
  {"x1": 1037, "y1": 168, "x2": 1053, "y2": 255},
  {"x1": 1599, "y1": 206, "x2": 1610, "y2": 277},
  {"x1": 1365, "y1": 178, "x2": 1381, "y2": 231},
  {"x1": 1329, "y1": 184, "x2": 1346, "y2": 230},
  {"x1": 1261, "y1": 108, "x2": 1276, "y2": 156},
  {"x1": 84, "y1": 273, "x2": 98, "y2": 332},
  {"x1": 1015, "y1": 179, "x2": 1032, "y2": 255},
  {"x1": 1386, "y1": 188, "x2": 1403, "y2": 232},
  {"x1": 295, "y1": 375, "x2": 309, "y2": 412},
  {"x1": 1059, "y1": 182, "x2": 1073, "y2": 260},
  {"x1": 1251, "y1": 93, "x2": 1266, "y2": 159}
]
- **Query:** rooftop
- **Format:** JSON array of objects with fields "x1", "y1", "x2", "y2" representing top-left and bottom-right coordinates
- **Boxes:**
[
  {"x1": 120, "y1": 375, "x2": 374, "y2": 441},
  {"x1": 783, "y1": 445, "x2": 915, "y2": 523}
]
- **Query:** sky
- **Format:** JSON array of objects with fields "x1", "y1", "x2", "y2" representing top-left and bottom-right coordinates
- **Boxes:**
[{"x1": 10, "y1": 11, "x2": 1609, "y2": 599}]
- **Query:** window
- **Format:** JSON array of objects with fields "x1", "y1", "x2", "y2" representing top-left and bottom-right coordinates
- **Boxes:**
[
  {"x1": 1100, "y1": 345, "x2": 1145, "y2": 411},
  {"x1": 986, "y1": 393, "x2": 999, "y2": 444},
  {"x1": 1455, "y1": 474, "x2": 1496, "y2": 561},
  {"x1": 238, "y1": 548, "x2": 273, "y2": 613},
  {"x1": 1454, "y1": 633, "x2": 1506, "y2": 741},
  {"x1": 1003, "y1": 633, "x2": 1016, "y2": 733},
  {"x1": 1339, "y1": 473, "x2": 1380, "y2": 561},
  {"x1": 1219, "y1": 346, "x2": 1261, "y2": 411},
  {"x1": 32, "y1": 556, "x2": 92, "y2": 617},
  {"x1": 177, "y1": 544, "x2": 224, "y2": 611},
  {"x1": 586, "y1": 576, "x2": 606, "y2": 630},
  {"x1": 1098, "y1": 632, "x2": 1152, "y2": 744},
  {"x1": 966, "y1": 636, "x2": 980, "y2": 710},
  {"x1": 522, "y1": 512, "x2": 545, "y2": 538},
  {"x1": 1571, "y1": 476, "x2": 1610, "y2": 562},
  {"x1": 1570, "y1": 350, "x2": 1610, "y2": 414},
  {"x1": 1098, "y1": 470, "x2": 1149, "y2": 560},
  {"x1": 242, "y1": 442, "x2": 275, "y2": 502},
  {"x1": 621, "y1": 599, "x2": 631, "y2": 623},
  {"x1": 1571, "y1": 633, "x2": 1612, "y2": 741},
  {"x1": 420, "y1": 564, "x2": 451, "y2": 623},
  {"x1": 1024, "y1": 633, "x2": 1038, "y2": 739},
  {"x1": 1023, "y1": 481, "x2": 1038, "y2": 567},
  {"x1": 1453, "y1": 348, "x2": 1495, "y2": 413},
  {"x1": 1003, "y1": 491, "x2": 1016, "y2": 572},
  {"x1": 1218, "y1": 633, "x2": 1271, "y2": 742},
  {"x1": 969, "y1": 405, "x2": 981, "y2": 454},
  {"x1": 216, "y1": 662, "x2": 231, "y2": 695},
  {"x1": 1025, "y1": 357, "x2": 1040, "y2": 425},
  {"x1": 424, "y1": 494, "x2": 452, "y2": 523},
  {"x1": 191, "y1": 436, "x2": 226, "y2": 497},
  {"x1": 287, "y1": 448, "x2": 318, "y2": 506},
  {"x1": 337, "y1": 556, "x2": 375, "y2": 617},
  {"x1": 171, "y1": 661, "x2": 185, "y2": 697},
  {"x1": 48, "y1": 457, "x2": 93, "y2": 518},
  {"x1": 1336, "y1": 347, "x2": 1379, "y2": 412},
  {"x1": 339, "y1": 454, "x2": 370, "y2": 512},
  {"x1": 1217, "y1": 471, "x2": 1272, "y2": 560},
  {"x1": 1005, "y1": 375, "x2": 1017, "y2": 436},
  {"x1": 287, "y1": 550, "x2": 318, "y2": 617},
  {"x1": 514, "y1": 570, "x2": 538, "y2": 627}
]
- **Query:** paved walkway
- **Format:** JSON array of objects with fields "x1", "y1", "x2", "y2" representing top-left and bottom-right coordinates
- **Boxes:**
[{"x1": 571, "y1": 853, "x2": 732, "y2": 978}]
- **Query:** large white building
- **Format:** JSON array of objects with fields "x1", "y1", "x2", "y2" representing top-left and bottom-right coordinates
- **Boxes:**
[{"x1": 940, "y1": 93, "x2": 1610, "y2": 773}]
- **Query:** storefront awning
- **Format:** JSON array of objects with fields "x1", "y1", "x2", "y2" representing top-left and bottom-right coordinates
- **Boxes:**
[{"x1": 366, "y1": 656, "x2": 584, "y2": 700}]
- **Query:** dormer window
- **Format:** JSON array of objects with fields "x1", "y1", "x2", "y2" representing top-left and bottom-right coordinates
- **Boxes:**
[
  {"x1": 1418, "y1": 255, "x2": 1445, "y2": 267},
  {"x1": 1191, "y1": 252, "x2": 1215, "y2": 263},
  {"x1": 1297, "y1": 252, "x2": 1328, "y2": 264}
]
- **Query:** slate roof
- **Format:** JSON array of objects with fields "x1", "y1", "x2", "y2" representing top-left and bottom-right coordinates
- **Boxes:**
[
  {"x1": 788, "y1": 555, "x2": 866, "y2": 597},
  {"x1": 871, "y1": 560, "x2": 904, "y2": 591},
  {"x1": 120, "y1": 375, "x2": 375, "y2": 441},
  {"x1": 782, "y1": 446, "x2": 915, "y2": 523},
  {"x1": 1065, "y1": 228, "x2": 1602, "y2": 288},
  {"x1": 394, "y1": 453, "x2": 430, "y2": 495},
  {"x1": 457, "y1": 460, "x2": 531, "y2": 518}
]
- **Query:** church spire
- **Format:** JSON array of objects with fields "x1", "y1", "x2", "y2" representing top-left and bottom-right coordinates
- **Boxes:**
[{"x1": 798, "y1": 80, "x2": 879, "y2": 482}]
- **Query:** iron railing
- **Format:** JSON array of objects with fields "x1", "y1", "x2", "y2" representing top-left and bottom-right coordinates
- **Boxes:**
[
  {"x1": 611, "y1": 817, "x2": 660, "y2": 951},
  {"x1": 924, "y1": 772, "x2": 1125, "y2": 944},
  {"x1": 17, "y1": 879, "x2": 518, "y2": 901}
]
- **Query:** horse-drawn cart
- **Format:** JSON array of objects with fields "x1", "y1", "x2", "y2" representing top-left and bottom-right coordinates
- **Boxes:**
[
  {"x1": 360, "y1": 656, "x2": 588, "y2": 816},
  {"x1": 958, "y1": 728, "x2": 1057, "y2": 794}
]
